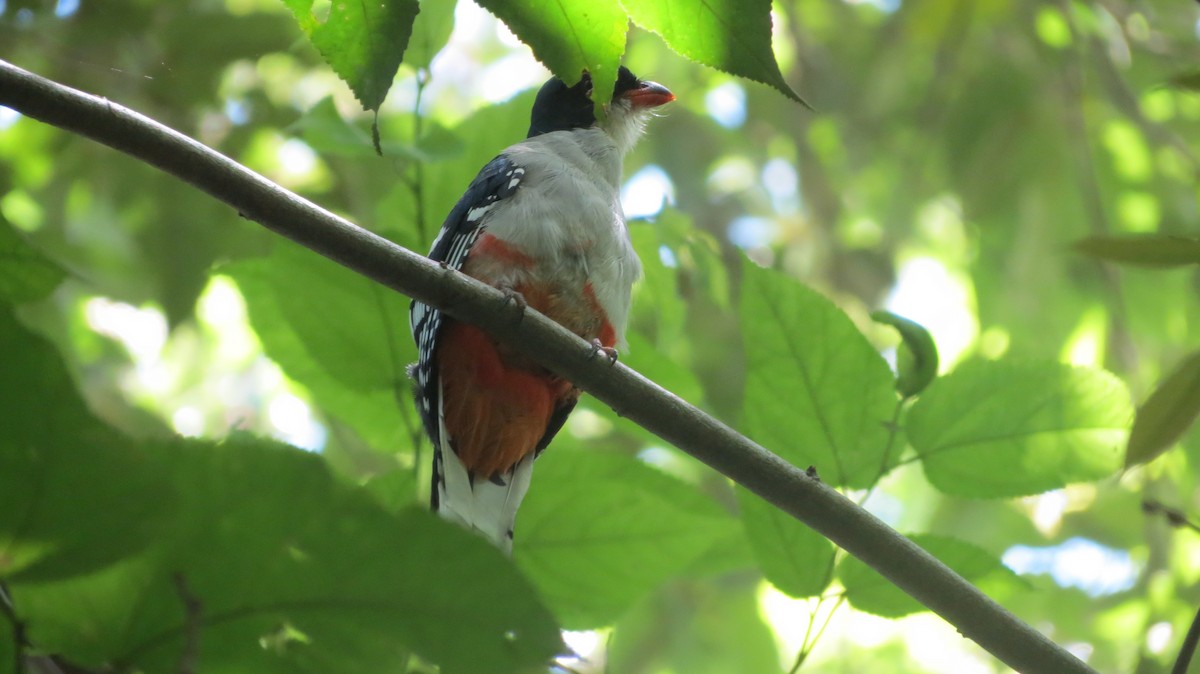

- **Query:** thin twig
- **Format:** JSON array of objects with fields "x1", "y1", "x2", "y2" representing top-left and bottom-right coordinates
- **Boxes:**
[
  {"x1": 410, "y1": 69, "x2": 430, "y2": 246},
  {"x1": 788, "y1": 595, "x2": 828, "y2": 674},
  {"x1": 1143, "y1": 499, "x2": 1200, "y2": 535},
  {"x1": 1172, "y1": 604, "x2": 1200, "y2": 674},
  {"x1": 0, "y1": 58, "x2": 1099, "y2": 674},
  {"x1": 789, "y1": 594, "x2": 847, "y2": 673}
]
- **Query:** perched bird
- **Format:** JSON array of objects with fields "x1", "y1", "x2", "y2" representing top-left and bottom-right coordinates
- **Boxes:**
[{"x1": 409, "y1": 66, "x2": 674, "y2": 554}]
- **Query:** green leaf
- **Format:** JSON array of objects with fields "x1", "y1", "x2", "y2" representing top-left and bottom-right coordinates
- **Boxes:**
[
  {"x1": 736, "y1": 487, "x2": 834, "y2": 598},
  {"x1": 838, "y1": 534, "x2": 1020, "y2": 618},
  {"x1": 515, "y1": 448, "x2": 736, "y2": 629},
  {"x1": 680, "y1": 520, "x2": 756, "y2": 577},
  {"x1": 1074, "y1": 234, "x2": 1200, "y2": 268},
  {"x1": 281, "y1": 0, "x2": 420, "y2": 111},
  {"x1": 221, "y1": 241, "x2": 416, "y2": 452},
  {"x1": 739, "y1": 259, "x2": 898, "y2": 488},
  {"x1": 908, "y1": 360, "x2": 1131, "y2": 498},
  {"x1": 405, "y1": 0, "x2": 456, "y2": 70},
  {"x1": 622, "y1": 0, "x2": 807, "y2": 106},
  {"x1": 624, "y1": 332, "x2": 703, "y2": 405},
  {"x1": 1126, "y1": 351, "x2": 1200, "y2": 468},
  {"x1": 870, "y1": 310, "x2": 940, "y2": 397},
  {"x1": 0, "y1": 217, "x2": 65, "y2": 303},
  {"x1": 0, "y1": 307, "x2": 170, "y2": 583},
  {"x1": 14, "y1": 438, "x2": 563, "y2": 674},
  {"x1": 473, "y1": 0, "x2": 628, "y2": 105}
]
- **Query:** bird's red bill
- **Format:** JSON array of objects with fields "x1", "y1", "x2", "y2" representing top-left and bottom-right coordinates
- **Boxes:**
[{"x1": 626, "y1": 81, "x2": 675, "y2": 109}]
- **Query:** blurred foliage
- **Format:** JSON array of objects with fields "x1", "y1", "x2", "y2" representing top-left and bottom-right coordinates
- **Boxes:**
[{"x1": 3, "y1": 0, "x2": 1200, "y2": 672}]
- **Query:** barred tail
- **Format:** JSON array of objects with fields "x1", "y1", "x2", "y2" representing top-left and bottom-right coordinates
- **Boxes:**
[{"x1": 433, "y1": 387, "x2": 535, "y2": 556}]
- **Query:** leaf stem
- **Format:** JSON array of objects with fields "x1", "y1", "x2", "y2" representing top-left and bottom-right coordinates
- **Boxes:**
[{"x1": 410, "y1": 69, "x2": 429, "y2": 246}]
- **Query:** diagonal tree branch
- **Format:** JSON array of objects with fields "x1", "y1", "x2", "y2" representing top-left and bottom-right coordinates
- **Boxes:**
[{"x1": 0, "y1": 58, "x2": 1094, "y2": 674}]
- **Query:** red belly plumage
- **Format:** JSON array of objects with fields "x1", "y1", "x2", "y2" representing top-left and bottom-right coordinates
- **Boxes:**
[{"x1": 437, "y1": 234, "x2": 614, "y2": 477}]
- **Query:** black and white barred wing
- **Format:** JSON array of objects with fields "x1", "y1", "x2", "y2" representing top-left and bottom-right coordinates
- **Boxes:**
[{"x1": 408, "y1": 154, "x2": 526, "y2": 447}]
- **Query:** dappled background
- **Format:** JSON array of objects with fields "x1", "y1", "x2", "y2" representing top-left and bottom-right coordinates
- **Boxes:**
[{"x1": 3, "y1": 0, "x2": 1200, "y2": 672}]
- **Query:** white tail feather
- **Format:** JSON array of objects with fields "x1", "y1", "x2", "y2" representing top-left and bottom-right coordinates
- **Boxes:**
[{"x1": 435, "y1": 387, "x2": 535, "y2": 555}]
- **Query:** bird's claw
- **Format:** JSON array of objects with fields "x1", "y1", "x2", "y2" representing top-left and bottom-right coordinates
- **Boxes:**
[
  {"x1": 588, "y1": 339, "x2": 619, "y2": 366},
  {"x1": 500, "y1": 287, "x2": 527, "y2": 322}
]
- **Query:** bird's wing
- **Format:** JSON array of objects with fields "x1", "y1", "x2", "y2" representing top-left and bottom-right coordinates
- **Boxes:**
[{"x1": 409, "y1": 154, "x2": 526, "y2": 450}]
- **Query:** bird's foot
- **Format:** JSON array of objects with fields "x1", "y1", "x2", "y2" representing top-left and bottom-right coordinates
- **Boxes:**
[
  {"x1": 588, "y1": 339, "x2": 619, "y2": 366},
  {"x1": 500, "y1": 286, "x2": 527, "y2": 322}
]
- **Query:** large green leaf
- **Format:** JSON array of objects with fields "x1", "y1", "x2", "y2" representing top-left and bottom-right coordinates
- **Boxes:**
[
  {"x1": 13, "y1": 438, "x2": 563, "y2": 674},
  {"x1": 838, "y1": 534, "x2": 1020, "y2": 618},
  {"x1": 0, "y1": 307, "x2": 169, "y2": 583},
  {"x1": 221, "y1": 241, "x2": 416, "y2": 452},
  {"x1": 1, "y1": 307, "x2": 551, "y2": 672},
  {"x1": 908, "y1": 360, "x2": 1131, "y2": 498},
  {"x1": 281, "y1": 0, "x2": 419, "y2": 111},
  {"x1": 736, "y1": 487, "x2": 834, "y2": 598},
  {"x1": 621, "y1": 0, "x2": 806, "y2": 105},
  {"x1": 739, "y1": 259, "x2": 898, "y2": 488},
  {"x1": 515, "y1": 447, "x2": 736, "y2": 629},
  {"x1": 473, "y1": 0, "x2": 628, "y2": 104}
]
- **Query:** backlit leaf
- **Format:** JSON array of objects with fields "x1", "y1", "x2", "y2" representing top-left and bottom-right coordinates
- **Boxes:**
[
  {"x1": 740, "y1": 259, "x2": 898, "y2": 488},
  {"x1": 909, "y1": 360, "x2": 1131, "y2": 497},
  {"x1": 473, "y1": 0, "x2": 628, "y2": 106},
  {"x1": 622, "y1": 0, "x2": 807, "y2": 105},
  {"x1": 281, "y1": 0, "x2": 420, "y2": 111}
]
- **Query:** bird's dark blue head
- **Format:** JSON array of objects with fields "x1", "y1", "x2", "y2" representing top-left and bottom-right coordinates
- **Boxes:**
[{"x1": 526, "y1": 66, "x2": 673, "y2": 139}]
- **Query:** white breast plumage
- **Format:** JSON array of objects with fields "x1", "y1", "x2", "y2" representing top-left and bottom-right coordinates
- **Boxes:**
[{"x1": 481, "y1": 129, "x2": 642, "y2": 346}]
